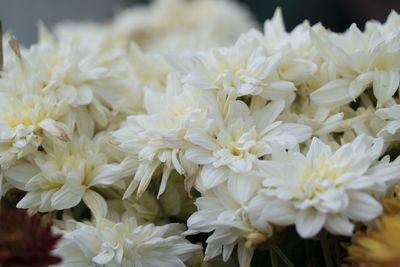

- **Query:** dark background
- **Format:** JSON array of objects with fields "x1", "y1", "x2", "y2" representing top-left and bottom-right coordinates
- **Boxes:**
[{"x1": 0, "y1": 0, "x2": 399, "y2": 46}]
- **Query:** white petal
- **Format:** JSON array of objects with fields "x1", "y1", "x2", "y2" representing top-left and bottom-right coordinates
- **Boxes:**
[
  {"x1": 38, "y1": 118, "x2": 71, "y2": 142},
  {"x1": 324, "y1": 214, "x2": 354, "y2": 236},
  {"x1": 87, "y1": 164, "x2": 122, "y2": 187},
  {"x1": 5, "y1": 162, "x2": 39, "y2": 190},
  {"x1": 311, "y1": 79, "x2": 352, "y2": 107},
  {"x1": 252, "y1": 100, "x2": 285, "y2": 133},
  {"x1": 75, "y1": 107, "x2": 95, "y2": 138},
  {"x1": 83, "y1": 189, "x2": 108, "y2": 219},
  {"x1": 379, "y1": 121, "x2": 400, "y2": 135},
  {"x1": 238, "y1": 241, "x2": 254, "y2": 267},
  {"x1": 223, "y1": 243, "x2": 236, "y2": 262},
  {"x1": 228, "y1": 175, "x2": 259, "y2": 205},
  {"x1": 185, "y1": 129, "x2": 219, "y2": 151},
  {"x1": 157, "y1": 165, "x2": 172, "y2": 198},
  {"x1": 123, "y1": 161, "x2": 159, "y2": 199},
  {"x1": 262, "y1": 81, "x2": 296, "y2": 100},
  {"x1": 75, "y1": 85, "x2": 93, "y2": 105},
  {"x1": 51, "y1": 184, "x2": 85, "y2": 210},
  {"x1": 349, "y1": 72, "x2": 374, "y2": 100},
  {"x1": 376, "y1": 105, "x2": 400, "y2": 120},
  {"x1": 279, "y1": 59, "x2": 318, "y2": 80},
  {"x1": 182, "y1": 72, "x2": 216, "y2": 89},
  {"x1": 0, "y1": 125, "x2": 15, "y2": 140},
  {"x1": 92, "y1": 250, "x2": 114, "y2": 265},
  {"x1": 135, "y1": 161, "x2": 161, "y2": 198},
  {"x1": 16, "y1": 191, "x2": 42, "y2": 209},
  {"x1": 314, "y1": 112, "x2": 344, "y2": 135},
  {"x1": 295, "y1": 208, "x2": 326, "y2": 238},
  {"x1": 207, "y1": 228, "x2": 240, "y2": 245},
  {"x1": 373, "y1": 70, "x2": 399, "y2": 107},
  {"x1": 204, "y1": 244, "x2": 222, "y2": 261},
  {"x1": 257, "y1": 200, "x2": 297, "y2": 226},
  {"x1": 274, "y1": 123, "x2": 312, "y2": 143},
  {"x1": 306, "y1": 137, "x2": 332, "y2": 167},
  {"x1": 226, "y1": 101, "x2": 250, "y2": 122},
  {"x1": 200, "y1": 165, "x2": 229, "y2": 189},
  {"x1": 185, "y1": 147, "x2": 215, "y2": 165},
  {"x1": 345, "y1": 192, "x2": 382, "y2": 221}
]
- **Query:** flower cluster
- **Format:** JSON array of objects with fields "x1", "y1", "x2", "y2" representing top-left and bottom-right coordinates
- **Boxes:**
[{"x1": 2, "y1": 0, "x2": 400, "y2": 266}]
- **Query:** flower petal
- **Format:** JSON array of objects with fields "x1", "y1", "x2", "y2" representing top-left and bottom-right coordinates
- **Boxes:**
[
  {"x1": 295, "y1": 208, "x2": 326, "y2": 238},
  {"x1": 83, "y1": 189, "x2": 108, "y2": 219}
]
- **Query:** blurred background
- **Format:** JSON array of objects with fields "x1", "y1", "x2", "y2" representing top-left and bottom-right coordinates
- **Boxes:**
[{"x1": 0, "y1": 0, "x2": 399, "y2": 46}]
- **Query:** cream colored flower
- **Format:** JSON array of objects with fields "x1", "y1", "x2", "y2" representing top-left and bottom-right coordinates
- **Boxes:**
[
  {"x1": 113, "y1": 0, "x2": 256, "y2": 50},
  {"x1": 310, "y1": 17, "x2": 400, "y2": 108},
  {"x1": 54, "y1": 217, "x2": 201, "y2": 267},
  {"x1": 0, "y1": 93, "x2": 69, "y2": 170},
  {"x1": 165, "y1": 33, "x2": 296, "y2": 101},
  {"x1": 251, "y1": 135, "x2": 400, "y2": 238},
  {"x1": 4, "y1": 135, "x2": 122, "y2": 219},
  {"x1": 113, "y1": 73, "x2": 206, "y2": 199},
  {"x1": 187, "y1": 184, "x2": 271, "y2": 267},
  {"x1": 185, "y1": 98, "x2": 311, "y2": 194}
]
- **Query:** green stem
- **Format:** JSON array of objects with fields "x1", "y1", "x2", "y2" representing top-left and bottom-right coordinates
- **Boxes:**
[
  {"x1": 320, "y1": 231, "x2": 334, "y2": 267},
  {"x1": 269, "y1": 246, "x2": 279, "y2": 267},
  {"x1": 270, "y1": 244, "x2": 295, "y2": 267},
  {"x1": 334, "y1": 237, "x2": 341, "y2": 267}
]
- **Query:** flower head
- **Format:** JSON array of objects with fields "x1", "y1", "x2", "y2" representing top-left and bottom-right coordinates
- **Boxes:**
[
  {"x1": 54, "y1": 216, "x2": 200, "y2": 267},
  {"x1": 5, "y1": 135, "x2": 122, "y2": 219},
  {"x1": 251, "y1": 135, "x2": 400, "y2": 238},
  {"x1": 347, "y1": 199, "x2": 400, "y2": 267},
  {"x1": 0, "y1": 209, "x2": 61, "y2": 267}
]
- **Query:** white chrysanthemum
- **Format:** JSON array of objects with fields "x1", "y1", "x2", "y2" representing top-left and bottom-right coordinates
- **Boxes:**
[
  {"x1": 280, "y1": 99, "x2": 344, "y2": 136},
  {"x1": 54, "y1": 217, "x2": 200, "y2": 267},
  {"x1": 4, "y1": 135, "x2": 122, "y2": 218},
  {"x1": 113, "y1": 73, "x2": 207, "y2": 198},
  {"x1": 127, "y1": 43, "x2": 173, "y2": 93},
  {"x1": 187, "y1": 184, "x2": 271, "y2": 267},
  {"x1": 259, "y1": 8, "x2": 322, "y2": 85},
  {"x1": 113, "y1": 0, "x2": 256, "y2": 50},
  {"x1": 185, "y1": 98, "x2": 311, "y2": 193},
  {"x1": 250, "y1": 135, "x2": 400, "y2": 238},
  {"x1": 2, "y1": 25, "x2": 139, "y2": 137},
  {"x1": 310, "y1": 16, "x2": 400, "y2": 108},
  {"x1": 365, "y1": 10, "x2": 400, "y2": 38},
  {"x1": 0, "y1": 93, "x2": 69, "y2": 170},
  {"x1": 165, "y1": 33, "x2": 296, "y2": 101}
]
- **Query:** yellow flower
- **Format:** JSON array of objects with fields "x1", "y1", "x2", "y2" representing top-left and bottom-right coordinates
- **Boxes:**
[{"x1": 347, "y1": 199, "x2": 400, "y2": 267}]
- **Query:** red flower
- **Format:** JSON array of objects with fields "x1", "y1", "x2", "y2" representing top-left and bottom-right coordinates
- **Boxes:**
[{"x1": 0, "y1": 210, "x2": 62, "y2": 267}]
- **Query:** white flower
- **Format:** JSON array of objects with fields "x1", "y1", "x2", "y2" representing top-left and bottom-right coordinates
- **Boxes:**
[
  {"x1": 2, "y1": 24, "x2": 138, "y2": 137},
  {"x1": 280, "y1": 101, "x2": 344, "y2": 136},
  {"x1": 112, "y1": 0, "x2": 256, "y2": 50},
  {"x1": 54, "y1": 217, "x2": 200, "y2": 267},
  {"x1": 310, "y1": 19, "x2": 400, "y2": 108},
  {"x1": 4, "y1": 135, "x2": 122, "y2": 219},
  {"x1": 113, "y1": 73, "x2": 207, "y2": 198},
  {"x1": 251, "y1": 135, "x2": 400, "y2": 238},
  {"x1": 0, "y1": 93, "x2": 69, "y2": 170},
  {"x1": 185, "y1": 98, "x2": 311, "y2": 194},
  {"x1": 187, "y1": 184, "x2": 271, "y2": 267},
  {"x1": 261, "y1": 8, "x2": 321, "y2": 84},
  {"x1": 164, "y1": 33, "x2": 296, "y2": 101}
]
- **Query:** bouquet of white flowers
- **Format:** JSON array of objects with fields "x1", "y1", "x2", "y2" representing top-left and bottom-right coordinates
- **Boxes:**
[{"x1": 2, "y1": 1, "x2": 400, "y2": 266}]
